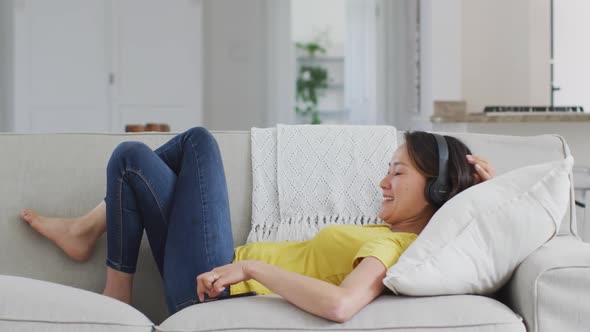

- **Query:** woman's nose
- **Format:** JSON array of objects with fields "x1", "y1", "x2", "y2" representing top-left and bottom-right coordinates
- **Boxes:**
[{"x1": 380, "y1": 176, "x2": 390, "y2": 189}]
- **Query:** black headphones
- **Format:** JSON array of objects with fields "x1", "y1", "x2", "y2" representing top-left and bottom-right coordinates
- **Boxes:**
[{"x1": 424, "y1": 133, "x2": 451, "y2": 208}]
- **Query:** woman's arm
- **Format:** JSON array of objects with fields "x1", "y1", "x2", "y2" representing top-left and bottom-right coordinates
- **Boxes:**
[
  {"x1": 199, "y1": 256, "x2": 386, "y2": 323},
  {"x1": 247, "y1": 257, "x2": 386, "y2": 322}
]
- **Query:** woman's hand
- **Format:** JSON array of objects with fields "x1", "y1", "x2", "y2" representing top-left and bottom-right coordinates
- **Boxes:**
[
  {"x1": 196, "y1": 261, "x2": 251, "y2": 302},
  {"x1": 466, "y1": 154, "x2": 496, "y2": 184}
]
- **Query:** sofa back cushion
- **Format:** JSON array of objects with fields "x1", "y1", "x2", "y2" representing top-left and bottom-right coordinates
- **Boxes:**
[{"x1": 431, "y1": 132, "x2": 576, "y2": 236}]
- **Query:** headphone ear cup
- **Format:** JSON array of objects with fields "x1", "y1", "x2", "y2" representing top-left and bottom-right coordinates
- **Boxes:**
[
  {"x1": 425, "y1": 179, "x2": 448, "y2": 208},
  {"x1": 424, "y1": 178, "x2": 436, "y2": 206}
]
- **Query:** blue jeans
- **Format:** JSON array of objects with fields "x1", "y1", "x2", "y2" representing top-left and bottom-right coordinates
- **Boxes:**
[{"x1": 104, "y1": 126, "x2": 234, "y2": 314}]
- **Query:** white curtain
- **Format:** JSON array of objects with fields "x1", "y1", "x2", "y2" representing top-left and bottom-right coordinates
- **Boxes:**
[
  {"x1": 378, "y1": 0, "x2": 420, "y2": 128},
  {"x1": 345, "y1": 0, "x2": 420, "y2": 127},
  {"x1": 345, "y1": 0, "x2": 377, "y2": 125}
]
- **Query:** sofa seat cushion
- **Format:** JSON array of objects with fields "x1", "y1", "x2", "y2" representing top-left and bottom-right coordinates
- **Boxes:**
[
  {"x1": 157, "y1": 294, "x2": 524, "y2": 332},
  {"x1": 0, "y1": 275, "x2": 153, "y2": 332}
]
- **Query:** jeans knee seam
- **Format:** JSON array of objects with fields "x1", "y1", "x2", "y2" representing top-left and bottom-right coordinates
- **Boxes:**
[
  {"x1": 125, "y1": 168, "x2": 169, "y2": 226},
  {"x1": 187, "y1": 136, "x2": 211, "y2": 267}
]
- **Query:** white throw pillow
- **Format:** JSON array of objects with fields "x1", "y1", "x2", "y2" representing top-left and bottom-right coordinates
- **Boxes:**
[{"x1": 383, "y1": 156, "x2": 573, "y2": 296}]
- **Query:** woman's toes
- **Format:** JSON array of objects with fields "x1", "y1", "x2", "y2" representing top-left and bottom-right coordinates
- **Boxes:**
[
  {"x1": 20, "y1": 210, "x2": 34, "y2": 224},
  {"x1": 18, "y1": 210, "x2": 94, "y2": 262}
]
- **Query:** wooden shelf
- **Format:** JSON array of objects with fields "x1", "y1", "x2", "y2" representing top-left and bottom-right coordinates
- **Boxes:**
[{"x1": 431, "y1": 112, "x2": 590, "y2": 123}]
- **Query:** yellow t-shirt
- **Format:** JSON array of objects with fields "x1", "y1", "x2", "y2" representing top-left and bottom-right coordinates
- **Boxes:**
[{"x1": 230, "y1": 224, "x2": 417, "y2": 295}]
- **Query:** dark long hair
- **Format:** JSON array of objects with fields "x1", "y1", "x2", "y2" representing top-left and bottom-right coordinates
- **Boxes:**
[{"x1": 404, "y1": 131, "x2": 477, "y2": 208}]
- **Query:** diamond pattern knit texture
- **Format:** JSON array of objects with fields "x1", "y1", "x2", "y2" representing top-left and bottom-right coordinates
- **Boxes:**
[{"x1": 247, "y1": 124, "x2": 398, "y2": 243}]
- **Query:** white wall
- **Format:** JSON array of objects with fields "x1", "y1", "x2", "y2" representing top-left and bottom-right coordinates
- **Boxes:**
[
  {"x1": 427, "y1": 0, "x2": 590, "y2": 160},
  {"x1": 461, "y1": 0, "x2": 550, "y2": 113},
  {"x1": 202, "y1": 0, "x2": 269, "y2": 130},
  {"x1": 419, "y1": 0, "x2": 462, "y2": 130},
  {"x1": 428, "y1": 0, "x2": 590, "y2": 166},
  {"x1": 0, "y1": 0, "x2": 14, "y2": 132},
  {"x1": 419, "y1": 0, "x2": 551, "y2": 118}
]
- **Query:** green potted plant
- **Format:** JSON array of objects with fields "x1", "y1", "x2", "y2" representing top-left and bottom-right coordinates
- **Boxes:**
[{"x1": 295, "y1": 42, "x2": 329, "y2": 124}]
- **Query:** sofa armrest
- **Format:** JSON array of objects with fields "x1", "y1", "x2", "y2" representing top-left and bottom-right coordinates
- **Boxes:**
[{"x1": 504, "y1": 235, "x2": 590, "y2": 332}]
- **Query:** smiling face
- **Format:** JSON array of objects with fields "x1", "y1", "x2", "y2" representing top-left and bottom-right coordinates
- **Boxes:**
[{"x1": 378, "y1": 143, "x2": 432, "y2": 229}]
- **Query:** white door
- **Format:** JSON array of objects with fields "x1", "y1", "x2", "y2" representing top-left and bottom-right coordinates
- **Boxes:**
[
  {"x1": 110, "y1": 0, "x2": 203, "y2": 132},
  {"x1": 553, "y1": 0, "x2": 590, "y2": 112},
  {"x1": 14, "y1": 0, "x2": 110, "y2": 132}
]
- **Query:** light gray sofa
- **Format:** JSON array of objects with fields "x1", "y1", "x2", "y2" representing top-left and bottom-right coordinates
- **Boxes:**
[{"x1": 1, "y1": 129, "x2": 589, "y2": 332}]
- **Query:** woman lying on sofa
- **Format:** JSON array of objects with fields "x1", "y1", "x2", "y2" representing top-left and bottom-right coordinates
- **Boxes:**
[{"x1": 19, "y1": 126, "x2": 495, "y2": 323}]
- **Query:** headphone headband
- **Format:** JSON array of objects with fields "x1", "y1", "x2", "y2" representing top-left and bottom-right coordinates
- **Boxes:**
[
  {"x1": 432, "y1": 133, "x2": 449, "y2": 189},
  {"x1": 427, "y1": 133, "x2": 450, "y2": 207}
]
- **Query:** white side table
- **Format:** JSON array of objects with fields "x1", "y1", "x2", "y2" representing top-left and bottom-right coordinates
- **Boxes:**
[{"x1": 574, "y1": 167, "x2": 590, "y2": 242}]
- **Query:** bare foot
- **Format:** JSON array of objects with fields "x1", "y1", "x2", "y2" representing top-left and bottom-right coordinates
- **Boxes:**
[{"x1": 20, "y1": 209, "x2": 97, "y2": 262}]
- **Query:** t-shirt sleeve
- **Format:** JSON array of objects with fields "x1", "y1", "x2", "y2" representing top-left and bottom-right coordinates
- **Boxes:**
[{"x1": 352, "y1": 238, "x2": 406, "y2": 269}]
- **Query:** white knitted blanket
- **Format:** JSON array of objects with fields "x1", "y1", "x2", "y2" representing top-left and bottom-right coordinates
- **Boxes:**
[{"x1": 247, "y1": 124, "x2": 398, "y2": 243}]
